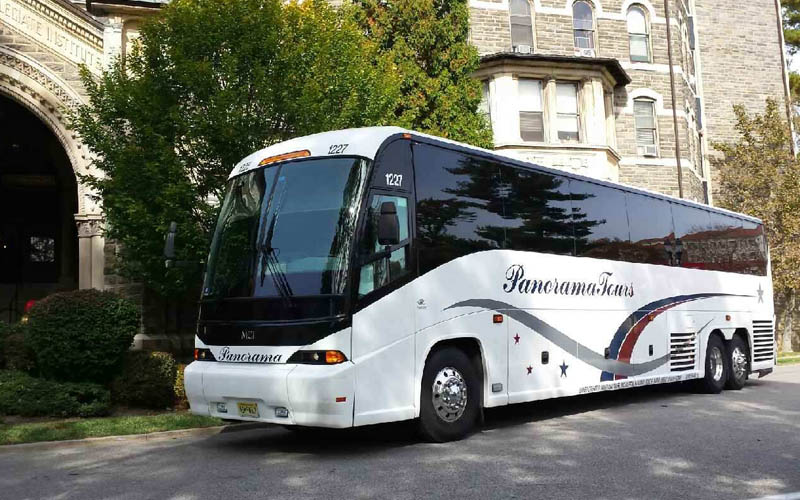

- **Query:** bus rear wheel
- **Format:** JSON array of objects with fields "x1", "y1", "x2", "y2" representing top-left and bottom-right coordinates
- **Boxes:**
[
  {"x1": 699, "y1": 335, "x2": 728, "y2": 394},
  {"x1": 418, "y1": 347, "x2": 480, "y2": 442},
  {"x1": 725, "y1": 336, "x2": 749, "y2": 390}
]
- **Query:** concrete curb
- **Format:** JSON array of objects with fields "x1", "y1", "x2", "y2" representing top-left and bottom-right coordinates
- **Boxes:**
[{"x1": 0, "y1": 421, "x2": 271, "y2": 452}]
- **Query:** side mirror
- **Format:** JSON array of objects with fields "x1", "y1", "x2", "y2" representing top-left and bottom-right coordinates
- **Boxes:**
[
  {"x1": 377, "y1": 201, "x2": 400, "y2": 246},
  {"x1": 164, "y1": 221, "x2": 177, "y2": 267}
]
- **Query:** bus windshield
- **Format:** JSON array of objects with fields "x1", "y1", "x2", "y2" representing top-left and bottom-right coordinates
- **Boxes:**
[{"x1": 202, "y1": 157, "x2": 370, "y2": 303}]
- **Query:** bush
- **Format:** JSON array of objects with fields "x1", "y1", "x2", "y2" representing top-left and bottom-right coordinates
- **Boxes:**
[
  {"x1": 26, "y1": 289, "x2": 140, "y2": 383},
  {"x1": 0, "y1": 370, "x2": 111, "y2": 417},
  {"x1": 174, "y1": 363, "x2": 188, "y2": 410},
  {"x1": 0, "y1": 322, "x2": 35, "y2": 373},
  {"x1": 111, "y1": 351, "x2": 177, "y2": 409}
]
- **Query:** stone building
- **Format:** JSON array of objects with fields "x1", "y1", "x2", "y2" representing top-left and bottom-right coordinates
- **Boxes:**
[
  {"x1": 0, "y1": 0, "x2": 792, "y2": 348},
  {"x1": 470, "y1": 0, "x2": 791, "y2": 201},
  {"x1": 0, "y1": 0, "x2": 164, "y2": 336}
]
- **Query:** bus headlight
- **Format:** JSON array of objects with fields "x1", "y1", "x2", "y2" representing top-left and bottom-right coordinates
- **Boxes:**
[{"x1": 287, "y1": 350, "x2": 348, "y2": 365}]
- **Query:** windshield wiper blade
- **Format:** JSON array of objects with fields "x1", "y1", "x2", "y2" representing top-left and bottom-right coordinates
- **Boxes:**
[{"x1": 259, "y1": 244, "x2": 294, "y2": 304}]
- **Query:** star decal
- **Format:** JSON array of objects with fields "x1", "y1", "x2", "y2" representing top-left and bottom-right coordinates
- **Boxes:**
[
  {"x1": 757, "y1": 283, "x2": 764, "y2": 304},
  {"x1": 526, "y1": 365, "x2": 533, "y2": 375},
  {"x1": 513, "y1": 333, "x2": 520, "y2": 344},
  {"x1": 559, "y1": 360, "x2": 569, "y2": 378}
]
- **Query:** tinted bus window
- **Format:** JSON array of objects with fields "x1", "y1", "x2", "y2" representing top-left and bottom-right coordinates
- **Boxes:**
[
  {"x1": 570, "y1": 180, "x2": 630, "y2": 260},
  {"x1": 414, "y1": 144, "x2": 505, "y2": 274},
  {"x1": 626, "y1": 193, "x2": 673, "y2": 265},
  {"x1": 499, "y1": 166, "x2": 574, "y2": 255},
  {"x1": 740, "y1": 219, "x2": 768, "y2": 275},
  {"x1": 372, "y1": 139, "x2": 413, "y2": 193},
  {"x1": 672, "y1": 204, "x2": 713, "y2": 269}
]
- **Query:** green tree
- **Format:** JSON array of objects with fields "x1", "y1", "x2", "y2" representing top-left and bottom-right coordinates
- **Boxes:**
[
  {"x1": 712, "y1": 99, "x2": 800, "y2": 352},
  {"x1": 70, "y1": 0, "x2": 401, "y2": 294},
  {"x1": 353, "y1": 0, "x2": 493, "y2": 148},
  {"x1": 784, "y1": 1, "x2": 800, "y2": 107}
]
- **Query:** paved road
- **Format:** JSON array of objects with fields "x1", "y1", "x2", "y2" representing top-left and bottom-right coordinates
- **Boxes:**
[{"x1": 2, "y1": 365, "x2": 799, "y2": 500}]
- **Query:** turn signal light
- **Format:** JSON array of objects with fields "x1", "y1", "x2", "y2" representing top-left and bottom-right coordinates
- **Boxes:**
[
  {"x1": 194, "y1": 348, "x2": 216, "y2": 361},
  {"x1": 326, "y1": 351, "x2": 346, "y2": 364},
  {"x1": 493, "y1": 314, "x2": 504, "y2": 324},
  {"x1": 258, "y1": 149, "x2": 310, "y2": 166},
  {"x1": 288, "y1": 350, "x2": 348, "y2": 365}
]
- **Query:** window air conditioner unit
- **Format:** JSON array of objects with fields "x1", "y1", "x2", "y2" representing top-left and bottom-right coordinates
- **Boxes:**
[
  {"x1": 642, "y1": 145, "x2": 658, "y2": 157},
  {"x1": 575, "y1": 48, "x2": 595, "y2": 58},
  {"x1": 514, "y1": 44, "x2": 532, "y2": 54}
]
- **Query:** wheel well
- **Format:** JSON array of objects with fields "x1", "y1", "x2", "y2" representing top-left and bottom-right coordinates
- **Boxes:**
[
  {"x1": 426, "y1": 338, "x2": 485, "y2": 405},
  {"x1": 709, "y1": 329, "x2": 725, "y2": 342},
  {"x1": 733, "y1": 328, "x2": 749, "y2": 349}
]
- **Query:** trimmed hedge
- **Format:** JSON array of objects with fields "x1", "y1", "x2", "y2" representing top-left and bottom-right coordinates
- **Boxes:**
[
  {"x1": 111, "y1": 351, "x2": 177, "y2": 409},
  {"x1": 174, "y1": 363, "x2": 188, "y2": 409},
  {"x1": 26, "y1": 289, "x2": 140, "y2": 383},
  {"x1": 0, "y1": 322, "x2": 34, "y2": 372},
  {"x1": 0, "y1": 370, "x2": 111, "y2": 418}
]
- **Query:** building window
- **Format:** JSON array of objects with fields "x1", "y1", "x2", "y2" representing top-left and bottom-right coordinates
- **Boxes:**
[
  {"x1": 634, "y1": 98, "x2": 657, "y2": 156},
  {"x1": 479, "y1": 80, "x2": 491, "y2": 125},
  {"x1": 627, "y1": 6, "x2": 650, "y2": 62},
  {"x1": 556, "y1": 82, "x2": 580, "y2": 142},
  {"x1": 518, "y1": 79, "x2": 544, "y2": 142},
  {"x1": 510, "y1": 0, "x2": 534, "y2": 52},
  {"x1": 572, "y1": 1, "x2": 595, "y2": 55}
]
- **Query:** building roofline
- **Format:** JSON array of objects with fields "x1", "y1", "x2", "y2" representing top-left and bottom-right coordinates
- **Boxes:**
[{"x1": 479, "y1": 53, "x2": 632, "y2": 86}]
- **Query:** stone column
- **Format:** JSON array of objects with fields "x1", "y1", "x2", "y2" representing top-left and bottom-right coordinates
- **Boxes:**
[
  {"x1": 542, "y1": 76, "x2": 557, "y2": 144},
  {"x1": 581, "y1": 77, "x2": 607, "y2": 145},
  {"x1": 75, "y1": 215, "x2": 105, "y2": 290},
  {"x1": 491, "y1": 73, "x2": 519, "y2": 144}
]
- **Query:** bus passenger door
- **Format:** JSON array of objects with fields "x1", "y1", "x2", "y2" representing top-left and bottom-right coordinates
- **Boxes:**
[{"x1": 352, "y1": 139, "x2": 417, "y2": 427}]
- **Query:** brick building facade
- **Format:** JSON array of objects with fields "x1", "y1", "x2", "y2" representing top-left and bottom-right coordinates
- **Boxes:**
[{"x1": 469, "y1": 0, "x2": 791, "y2": 203}]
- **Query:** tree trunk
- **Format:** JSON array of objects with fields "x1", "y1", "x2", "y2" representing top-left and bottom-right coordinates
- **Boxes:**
[{"x1": 780, "y1": 289, "x2": 796, "y2": 353}]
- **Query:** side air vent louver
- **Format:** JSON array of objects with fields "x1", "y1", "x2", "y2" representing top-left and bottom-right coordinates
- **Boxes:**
[
  {"x1": 670, "y1": 332, "x2": 696, "y2": 372},
  {"x1": 752, "y1": 319, "x2": 775, "y2": 363}
]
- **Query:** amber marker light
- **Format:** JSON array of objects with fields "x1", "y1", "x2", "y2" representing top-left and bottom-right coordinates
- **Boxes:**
[
  {"x1": 335, "y1": 397, "x2": 347, "y2": 403},
  {"x1": 493, "y1": 314, "x2": 504, "y2": 324},
  {"x1": 258, "y1": 149, "x2": 310, "y2": 166},
  {"x1": 402, "y1": 133, "x2": 412, "y2": 139},
  {"x1": 325, "y1": 350, "x2": 347, "y2": 364}
]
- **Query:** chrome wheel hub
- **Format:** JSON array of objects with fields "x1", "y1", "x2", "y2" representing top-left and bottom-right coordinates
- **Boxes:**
[
  {"x1": 710, "y1": 346, "x2": 724, "y2": 381},
  {"x1": 731, "y1": 346, "x2": 747, "y2": 380},
  {"x1": 432, "y1": 367, "x2": 467, "y2": 422}
]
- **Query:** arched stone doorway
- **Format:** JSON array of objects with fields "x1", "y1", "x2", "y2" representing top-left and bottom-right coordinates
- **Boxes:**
[
  {"x1": 0, "y1": 42, "x2": 105, "y2": 322},
  {"x1": 0, "y1": 93, "x2": 78, "y2": 321}
]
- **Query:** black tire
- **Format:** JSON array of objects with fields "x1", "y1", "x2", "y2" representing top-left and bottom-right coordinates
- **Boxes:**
[
  {"x1": 725, "y1": 335, "x2": 749, "y2": 390},
  {"x1": 699, "y1": 335, "x2": 728, "y2": 394},
  {"x1": 418, "y1": 347, "x2": 480, "y2": 442}
]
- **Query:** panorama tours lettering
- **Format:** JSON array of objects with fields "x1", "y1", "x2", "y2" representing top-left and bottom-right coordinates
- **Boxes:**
[
  {"x1": 503, "y1": 264, "x2": 634, "y2": 298},
  {"x1": 217, "y1": 346, "x2": 282, "y2": 364}
]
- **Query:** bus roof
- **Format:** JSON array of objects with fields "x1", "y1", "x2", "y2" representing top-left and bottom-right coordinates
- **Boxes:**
[{"x1": 230, "y1": 126, "x2": 762, "y2": 224}]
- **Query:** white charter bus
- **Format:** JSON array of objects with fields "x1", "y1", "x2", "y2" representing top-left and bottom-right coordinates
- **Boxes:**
[{"x1": 184, "y1": 127, "x2": 775, "y2": 441}]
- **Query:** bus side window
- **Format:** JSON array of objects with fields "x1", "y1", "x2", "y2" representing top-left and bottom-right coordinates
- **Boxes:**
[{"x1": 358, "y1": 194, "x2": 410, "y2": 297}]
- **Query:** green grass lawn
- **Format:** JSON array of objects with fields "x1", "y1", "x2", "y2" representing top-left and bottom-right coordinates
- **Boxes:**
[
  {"x1": 0, "y1": 412, "x2": 223, "y2": 446},
  {"x1": 777, "y1": 352, "x2": 800, "y2": 365}
]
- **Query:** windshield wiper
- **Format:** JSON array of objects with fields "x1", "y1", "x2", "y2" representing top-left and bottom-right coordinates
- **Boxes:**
[{"x1": 258, "y1": 183, "x2": 293, "y2": 303}]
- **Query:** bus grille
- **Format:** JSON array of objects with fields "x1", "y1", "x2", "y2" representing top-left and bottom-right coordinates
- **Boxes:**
[
  {"x1": 752, "y1": 319, "x2": 775, "y2": 363},
  {"x1": 669, "y1": 332, "x2": 696, "y2": 372}
]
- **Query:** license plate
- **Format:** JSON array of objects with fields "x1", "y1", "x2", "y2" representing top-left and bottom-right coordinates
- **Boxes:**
[{"x1": 237, "y1": 402, "x2": 259, "y2": 418}]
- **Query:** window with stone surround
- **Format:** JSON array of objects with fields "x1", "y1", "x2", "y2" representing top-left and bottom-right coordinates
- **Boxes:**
[
  {"x1": 634, "y1": 98, "x2": 658, "y2": 156},
  {"x1": 510, "y1": 0, "x2": 534, "y2": 52},
  {"x1": 518, "y1": 79, "x2": 544, "y2": 142},
  {"x1": 627, "y1": 5, "x2": 650, "y2": 63},
  {"x1": 556, "y1": 82, "x2": 580, "y2": 143},
  {"x1": 572, "y1": 1, "x2": 595, "y2": 55}
]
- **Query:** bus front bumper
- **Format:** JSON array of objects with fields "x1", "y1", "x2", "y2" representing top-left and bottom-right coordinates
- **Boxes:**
[{"x1": 184, "y1": 361, "x2": 355, "y2": 428}]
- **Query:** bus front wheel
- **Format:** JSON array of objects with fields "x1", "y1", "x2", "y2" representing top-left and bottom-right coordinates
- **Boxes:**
[
  {"x1": 418, "y1": 347, "x2": 480, "y2": 442},
  {"x1": 699, "y1": 335, "x2": 728, "y2": 394}
]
